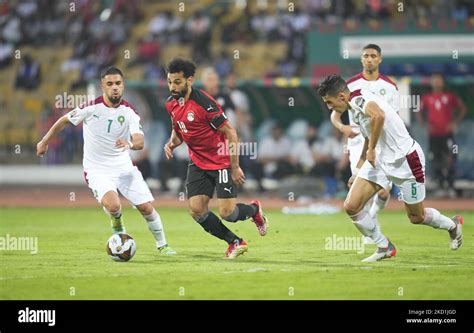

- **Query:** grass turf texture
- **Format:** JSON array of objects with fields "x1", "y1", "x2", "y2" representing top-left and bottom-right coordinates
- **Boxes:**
[{"x1": 1, "y1": 207, "x2": 472, "y2": 300}]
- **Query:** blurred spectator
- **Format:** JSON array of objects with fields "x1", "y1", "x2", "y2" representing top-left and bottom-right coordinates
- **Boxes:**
[
  {"x1": 186, "y1": 10, "x2": 211, "y2": 64},
  {"x1": 225, "y1": 71, "x2": 255, "y2": 176},
  {"x1": 149, "y1": 11, "x2": 170, "y2": 40},
  {"x1": 70, "y1": 55, "x2": 99, "y2": 91},
  {"x1": 143, "y1": 60, "x2": 166, "y2": 81},
  {"x1": 127, "y1": 34, "x2": 160, "y2": 68},
  {"x1": 2, "y1": 10, "x2": 22, "y2": 44},
  {"x1": 213, "y1": 50, "x2": 232, "y2": 79},
  {"x1": 15, "y1": 54, "x2": 41, "y2": 90},
  {"x1": 416, "y1": 73, "x2": 467, "y2": 197},
  {"x1": 311, "y1": 126, "x2": 349, "y2": 197},
  {"x1": 255, "y1": 123, "x2": 294, "y2": 183},
  {"x1": 289, "y1": 125, "x2": 318, "y2": 174},
  {"x1": 0, "y1": 37, "x2": 13, "y2": 69},
  {"x1": 130, "y1": 143, "x2": 152, "y2": 180},
  {"x1": 225, "y1": 72, "x2": 252, "y2": 141},
  {"x1": 158, "y1": 143, "x2": 189, "y2": 192},
  {"x1": 201, "y1": 67, "x2": 237, "y2": 126}
]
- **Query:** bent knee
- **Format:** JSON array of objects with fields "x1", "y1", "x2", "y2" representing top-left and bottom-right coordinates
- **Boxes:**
[
  {"x1": 103, "y1": 202, "x2": 121, "y2": 214},
  {"x1": 344, "y1": 200, "x2": 362, "y2": 216},
  {"x1": 377, "y1": 190, "x2": 390, "y2": 201},
  {"x1": 408, "y1": 214, "x2": 424, "y2": 224},
  {"x1": 218, "y1": 207, "x2": 235, "y2": 220},
  {"x1": 137, "y1": 203, "x2": 154, "y2": 216},
  {"x1": 189, "y1": 206, "x2": 207, "y2": 221}
]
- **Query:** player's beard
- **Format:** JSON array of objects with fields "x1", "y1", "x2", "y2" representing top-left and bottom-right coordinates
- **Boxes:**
[
  {"x1": 108, "y1": 94, "x2": 122, "y2": 105},
  {"x1": 172, "y1": 83, "x2": 189, "y2": 100}
]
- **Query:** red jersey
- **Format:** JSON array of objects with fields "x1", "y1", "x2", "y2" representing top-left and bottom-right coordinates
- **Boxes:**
[
  {"x1": 165, "y1": 88, "x2": 230, "y2": 170},
  {"x1": 420, "y1": 92, "x2": 462, "y2": 136}
]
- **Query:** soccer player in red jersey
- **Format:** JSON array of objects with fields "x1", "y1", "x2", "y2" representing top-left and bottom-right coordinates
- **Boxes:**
[
  {"x1": 416, "y1": 73, "x2": 466, "y2": 197},
  {"x1": 163, "y1": 58, "x2": 268, "y2": 259}
]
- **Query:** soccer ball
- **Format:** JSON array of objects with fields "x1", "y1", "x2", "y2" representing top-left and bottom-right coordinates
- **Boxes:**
[{"x1": 106, "y1": 233, "x2": 136, "y2": 262}]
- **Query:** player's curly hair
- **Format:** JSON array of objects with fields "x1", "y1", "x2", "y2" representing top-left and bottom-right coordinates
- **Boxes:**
[
  {"x1": 166, "y1": 58, "x2": 196, "y2": 78},
  {"x1": 316, "y1": 74, "x2": 348, "y2": 97}
]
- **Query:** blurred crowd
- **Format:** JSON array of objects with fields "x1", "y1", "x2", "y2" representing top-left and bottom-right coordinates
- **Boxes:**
[
  {"x1": 1, "y1": 0, "x2": 474, "y2": 85},
  {"x1": 1, "y1": 0, "x2": 473, "y2": 197}
]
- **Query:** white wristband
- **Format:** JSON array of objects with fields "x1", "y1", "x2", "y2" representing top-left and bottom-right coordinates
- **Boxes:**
[
  {"x1": 127, "y1": 140, "x2": 134, "y2": 150},
  {"x1": 353, "y1": 167, "x2": 360, "y2": 175}
]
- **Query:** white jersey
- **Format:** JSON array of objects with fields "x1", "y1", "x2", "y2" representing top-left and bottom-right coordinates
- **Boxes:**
[
  {"x1": 346, "y1": 73, "x2": 399, "y2": 150},
  {"x1": 348, "y1": 89, "x2": 413, "y2": 163},
  {"x1": 67, "y1": 96, "x2": 144, "y2": 171}
]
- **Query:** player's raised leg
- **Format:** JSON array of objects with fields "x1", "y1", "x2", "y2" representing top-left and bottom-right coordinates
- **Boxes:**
[
  {"x1": 345, "y1": 176, "x2": 395, "y2": 262},
  {"x1": 404, "y1": 200, "x2": 463, "y2": 250},
  {"x1": 218, "y1": 198, "x2": 268, "y2": 236},
  {"x1": 101, "y1": 191, "x2": 126, "y2": 234},
  {"x1": 136, "y1": 202, "x2": 176, "y2": 255},
  {"x1": 189, "y1": 195, "x2": 246, "y2": 258}
]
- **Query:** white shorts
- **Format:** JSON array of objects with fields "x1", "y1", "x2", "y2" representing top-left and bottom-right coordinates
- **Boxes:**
[
  {"x1": 348, "y1": 141, "x2": 364, "y2": 175},
  {"x1": 84, "y1": 166, "x2": 154, "y2": 206},
  {"x1": 357, "y1": 141, "x2": 426, "y2": 204}
]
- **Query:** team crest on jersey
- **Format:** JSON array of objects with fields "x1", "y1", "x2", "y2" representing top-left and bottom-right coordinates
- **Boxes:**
[
  {"x1": 355, "y1": 96, "x2": 365, "y2": 109},
  {"x1": 380, "y1": 88, "x2": 386, "y2": 95},
  {"x1": 187, "y1": 112, "x2": 195, "y2": 122}
]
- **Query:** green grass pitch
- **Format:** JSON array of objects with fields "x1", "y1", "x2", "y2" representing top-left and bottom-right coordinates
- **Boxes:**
[{"x1": 1, "y1": 207, "x2": 472, "y2": 300}]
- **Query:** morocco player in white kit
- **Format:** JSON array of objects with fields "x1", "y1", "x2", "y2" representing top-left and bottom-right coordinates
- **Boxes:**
[
  {"x1": 331, "y1": 45, "x2": 397, "y2": 245},
  {"x1": 36, "y1": 67, "x2": 176, "y2": 255},
  {"x1": 317, "y1": 74, "x2": 463, "y2": 262}
]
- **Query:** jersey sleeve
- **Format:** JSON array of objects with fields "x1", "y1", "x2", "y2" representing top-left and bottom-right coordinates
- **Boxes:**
[
  {"x1": 129, "y1": 112, "x2": 144, "y2": 135},
  {"x1": 203, "y1": 99, "x2": 228, "y2": 130},
  {"x1": 67, "y1": 106, "x2": 93, "y2": 126}
]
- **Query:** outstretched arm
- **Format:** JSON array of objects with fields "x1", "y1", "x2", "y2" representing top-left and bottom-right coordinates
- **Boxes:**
[{"x1": 36, "y1": 115, "x2": 70, "y2": 156}]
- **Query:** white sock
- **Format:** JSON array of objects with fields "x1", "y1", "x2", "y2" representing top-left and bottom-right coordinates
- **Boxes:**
[
  {"x1": 143, "y1": 209, "x2": 167, "y2": 248},
  {"x1": 369, "y1": 193, "x2": 388, "y2": 217},
  {"x1": 422, "y1": 208, "x2": 455, "y2": 230},
  {"x1": 350, "y1": 210, "x2": 389, "y2": 248}
]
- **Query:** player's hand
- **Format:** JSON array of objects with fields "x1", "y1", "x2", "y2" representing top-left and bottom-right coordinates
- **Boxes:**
[
  {"x1": 366, "y1": 148, "x2": 376, "y2": 167},
  {"x1": 115, "y1": 139, "x2": 131, "y2": 151},
  {"x1": 231, "y1": 166, "x2": 245, "y2": 186},
  {"x1": 347, "y1": 174, "x2": 356, "y2": 188},
  {"x1": 341, "y1": 125, "x2": 360, "y2": 138},
  {"x1": 36, "y1": 140, "x2": 48, "y2": 157},
  {"x1": 164, "y1": 142, "x2": 174, "y2": 160}
]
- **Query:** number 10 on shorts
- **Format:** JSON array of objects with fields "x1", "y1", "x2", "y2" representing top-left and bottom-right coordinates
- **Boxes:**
[{"x1": 218, "y1": 169, "x2": 228, "y2": 183}]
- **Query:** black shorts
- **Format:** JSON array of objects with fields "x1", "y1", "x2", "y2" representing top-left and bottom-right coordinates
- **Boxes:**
[{"x1": 185, "y1": 163, "x2": 237, "y2": 199}]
